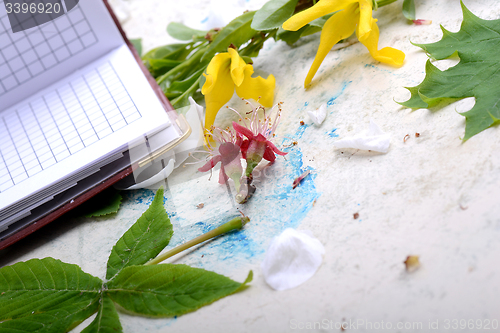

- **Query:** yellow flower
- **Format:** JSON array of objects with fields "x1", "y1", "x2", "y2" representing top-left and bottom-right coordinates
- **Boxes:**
[
  {"x1": 201, "y1": 48, "x2": 276, "y2": 134},
  {"x1": 283, "y1": 0, "x2": 405, "y2": 87}
]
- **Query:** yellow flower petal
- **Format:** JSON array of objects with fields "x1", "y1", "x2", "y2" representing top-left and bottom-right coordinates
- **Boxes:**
[
  {"x1": 282, "y1": 0, "x2": 357, "y2": 31},
  {"x1": 304, "y1": 4, "x2": 358, "y2": 87},
  {"x1": 202, "y1": 57, "x2": 235, "y2": 133},
  {"x1": 356, "y1": 19, "x2": 405, "y2": 66},
  {"x1": 235, "y1": 65, "x2": 276, "y2": 107},
  {"x1": 357, "y1": 0, "x2": 374, "y2": 41},
  {"x1": 201, "y1": 52, "x2": 231, "y2": 95},
  {"x1": 228, "y1": 48, "x2": 246, "y2": 87}
]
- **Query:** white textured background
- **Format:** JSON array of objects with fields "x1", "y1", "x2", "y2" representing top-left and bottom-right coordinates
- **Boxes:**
[{"x1": 2, "y1": 0, "x2": 500, "y2": 332}]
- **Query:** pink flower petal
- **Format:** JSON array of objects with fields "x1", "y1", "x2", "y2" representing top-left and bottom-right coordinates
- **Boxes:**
[
  {"x1": 263, "y1": 146, "x2": 277, "y2": 162},
  {"x1": 232, "y1": 121, "x2": 255, "y2": 139},
  {"x1": 235, "y1": 135, "x2": 243, "y2": 147},
  {"x1": 219, "y1": 142, "x2": 241, "y2": 165},
  {"x1": 267, "y1": 140, "x2": 287, "y2": 156},
  {"x1": 240, "y1": 139, "x2": 250, "y2": 159},
  {"x1": 219, "y1": 166, "x2": 229, "y2": 184},
  {"x1": 198, "y1": 155, "x2": 222, "y2": 172},
  {"x1": 254, "y1": 133, "x2": 268, "y2": 142},
  {"x1": 292, "y1": 170, "x2": 310, "y2": 189}
]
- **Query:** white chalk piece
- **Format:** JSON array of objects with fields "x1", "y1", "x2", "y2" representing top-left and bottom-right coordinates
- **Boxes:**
[
  {"x1": 307, "y1": 103, "x2": 327, "y2": 126},
  {"x1": 333, "y1": 119, "x2": 391, "y2": 153},
  {"x1": 261, "y1": 228, "x2": 325, "y2": 291}
]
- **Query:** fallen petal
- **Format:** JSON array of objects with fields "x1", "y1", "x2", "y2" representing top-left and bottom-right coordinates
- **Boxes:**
[
  {"x1": 404, "y1": 255, "x2": 421, "y2": 272},
  {"x1": 292, "y1": 170, "x2": 310, "y2": 189},
  {"x1": 261, "y1": 228, "x2": 325, "y2": 291},
  {"x1": 413, "y1": 19, "x2": 432, "y2": 25},
  {"x1": 307, "y1": 103, "x2": 327, "y2": 126},
  {"x1": 333, "y1": 119, "x2": 391, "y2": 153}
]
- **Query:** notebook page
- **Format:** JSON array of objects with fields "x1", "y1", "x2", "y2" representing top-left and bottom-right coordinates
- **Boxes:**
[
  {"x1": 0, "y1": 0, "x2": 124, "y2": 110},
  {"x1": 0, "y1": 44, "x2": 176, "y2": 215}
]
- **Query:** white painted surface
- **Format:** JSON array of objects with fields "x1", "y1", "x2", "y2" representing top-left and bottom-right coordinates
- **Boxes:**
[{"x1": 1, "y1": 0, "x2": 499, "y2": 332}]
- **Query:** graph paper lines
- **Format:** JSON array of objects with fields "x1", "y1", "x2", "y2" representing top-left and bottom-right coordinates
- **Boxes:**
[
  {"x1": 0, "y1": 0, "x2": 98, "y2": 96},
  {"x1": 0, "y1": 62, "x2": 141, "y2": 192}
]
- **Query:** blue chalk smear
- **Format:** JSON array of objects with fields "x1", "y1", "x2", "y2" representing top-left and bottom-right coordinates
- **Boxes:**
[
  {"x1": 283, "y1": 123, "x2": 309, "y2": 145},
  {"x1": 125, "y1": 189, "x2": 166, "y2": 205},
  {"x1": 326, "y1": 128, "x2": 339, "y2": 138},
  {"x1": 364, "y1": 63, "x2": 394, "y2": 74},
  {"x1": 327, "y1": 80, "x2": 352, "y2": 107}
]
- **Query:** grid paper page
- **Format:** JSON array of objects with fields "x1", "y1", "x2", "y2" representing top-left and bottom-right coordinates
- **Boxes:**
[
  {"x1": 0, "y1": 0, "x2": 124, "y2": 110},
  {"x1": 0, "y1": 61, "x2": 140, "y2": 193},
  {"x1": 0, "y1": 1, "x2": 98, "y2": 97}
]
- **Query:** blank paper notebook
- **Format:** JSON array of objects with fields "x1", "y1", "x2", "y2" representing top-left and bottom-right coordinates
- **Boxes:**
[{"x1": 0, "y1": 0, "x2": 185, "y2": 236}]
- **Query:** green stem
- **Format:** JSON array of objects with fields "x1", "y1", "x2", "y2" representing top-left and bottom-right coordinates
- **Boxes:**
[
  {"x1": 245, "y1": 160, "x2": 258, "y2": 178},
  {"x1": 145, "y1": 216, "x2": 250, "y2": 265},
  {"x1": 170, "y1": 74, "x2": 203, "y2": 107},
  {"x1": 239, "y1": 30, "x2": 277, "y2": 58},
  {"x1": 157, "y1": 45, "x2": 208, "y2": 85}
]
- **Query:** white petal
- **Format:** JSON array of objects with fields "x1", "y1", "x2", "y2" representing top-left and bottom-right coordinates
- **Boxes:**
[
  {"x1": 189, "y1": 96, "x2": 205, "y2": 129},
  {"x1": 123, "y1": 159, "x2": 176, "y2": 190},
  {"x1": 333, "y1": 119, "x2": 391, "y2": 153},
  {"x1": 172, "y1": 97, "x2": 205, "y2": 169},
  {"x1": 261, "y1": 228, "x2": 325, "y2": 291},
  {"x1": 307, "y1": 103, "x2": 327, "y2": 126},
  {"x1": 119, "y1": 98, "x2": 205, "y2": 190}
]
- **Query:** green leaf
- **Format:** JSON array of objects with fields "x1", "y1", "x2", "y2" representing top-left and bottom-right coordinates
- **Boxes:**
[
  {"x1": 167, "y1": 22, "x2": 207, "y2": 41},
  {"x1": 148, "y1": 59, "x2": 183, "y2": 69},
  {"x1": 277, "y1": 26, "x2": 304, "y2": 45},
  {"x1": 168, "y1": 67, "x2": 206, "y2": 94},
  {"x1": 143, "y1": 43, "x2": 191, "y2": 61},
  {"x1": 400, "y1": 1, "x2": 500, "y2": 140},
  {"x1": 0, "y1": 305, "x2": 99, "y2": 333},
  {"x1": 402, "y1": 0, "x2": 416, "y2": 21},
  {"x1": 199, "y1": 71, "x2": 207, "y2": 91},
  {"x1": 251, "y1": 0, "x2": 298, "y2": 31},
  {"x1": 129, "y1": 38, "x2": 143, "y2": 57},
  {"x1": 78, "y1": 188, "x2": 122, "y2": 218},
  {"x1": 106, "y1": 265, "x2": 252, "y2": 317},
  {"x1": 147, "y1": 58, "x2": 183, "y2": 77},
  {"x1": 81, "y1": 295, "x2": 123, "y2": 333},
  {"x1": 157, "y1": 45, "x2": 208, "y2": 91},
  {"x1": 202, "y1": 11, "x2": 256, "y2": 62},
  {"x1": 170, "y1": 68, "x2": 205, "y2": 108},
  {"x1": 105, "y1": 188, "x2": 173, "y2": 280},
  {"x1": 0, "y1": 258, "x2": 102, "y2": 333}
]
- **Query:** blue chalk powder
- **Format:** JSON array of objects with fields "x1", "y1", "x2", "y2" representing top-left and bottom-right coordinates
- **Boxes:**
[
  {"x1": 327, "y1": 81, "x2": 352, "y2": 107},
  {"x1": 327, "y1": 128, "x2": 339, "y2": 138}
]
